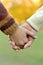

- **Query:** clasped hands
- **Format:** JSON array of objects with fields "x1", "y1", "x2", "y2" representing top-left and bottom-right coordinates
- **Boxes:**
[{"x1": 9, "y1": 22, "x2": 37, "y2": 51}]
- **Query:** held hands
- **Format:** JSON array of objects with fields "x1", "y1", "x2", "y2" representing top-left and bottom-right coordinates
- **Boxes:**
[{"x1": 9, "y1": 22, "x2": 37, "y2": 51}]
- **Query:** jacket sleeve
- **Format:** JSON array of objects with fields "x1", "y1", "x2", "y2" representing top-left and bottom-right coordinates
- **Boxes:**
[
  {"x1": 0, "y1": 2, "x2": 18, "y2": 35},
  {"x1": 26, "y1": 6, "x2": 43, "y2": 31}
]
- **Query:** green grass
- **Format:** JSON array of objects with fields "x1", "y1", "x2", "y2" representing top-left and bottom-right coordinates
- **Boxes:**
[{"x1": 0, "y1": 31, "x2": 43, "y2": 65}]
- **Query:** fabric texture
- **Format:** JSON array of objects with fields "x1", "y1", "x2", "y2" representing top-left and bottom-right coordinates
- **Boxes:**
[
  {"x1": 27, "y1": 6, "x2": 43, "y2": 31},
  {"x1": 0, "y1": 2, "x2": 18, "y2": 35}
]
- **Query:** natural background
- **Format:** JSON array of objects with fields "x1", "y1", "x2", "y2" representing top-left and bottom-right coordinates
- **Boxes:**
[{"x1": 0, "y1": 0, "x2": 43, "y2": 65}]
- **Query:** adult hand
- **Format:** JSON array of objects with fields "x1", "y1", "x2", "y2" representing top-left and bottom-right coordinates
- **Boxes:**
[{"x1": 21, "y1": 22, "x2": 37, "y2": 48}]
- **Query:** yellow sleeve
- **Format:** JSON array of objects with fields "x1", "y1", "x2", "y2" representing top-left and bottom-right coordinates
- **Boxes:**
[{"x1": 26, "y1": 6, "x2": 43, "y2": 31}]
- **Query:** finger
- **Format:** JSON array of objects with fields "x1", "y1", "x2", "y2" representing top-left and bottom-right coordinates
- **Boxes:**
[
  {"x1": 10, "y1": 41, "x2": 16, "y2": 46},
  {"x1": 24, "y1": 37, "x2": 34, "y2": 49},
  {"x1": 22, "y1": 28, "x2": 37, "y2": 39},
  {"x1": 10, "y1": 41, "x2": 20, "y2": 49},
  {"x1": 24, "y1": 41, "x2": 32, "y2": 48},
  {"x1": 12, "y1": 45, "x2": 20, "y2": 51},
  {"x1": 9, "y1": 36, "x2": 16, "y2": 46},
  {"x1": 9, "y1": 37, "x2": 20, "y2": 50}
]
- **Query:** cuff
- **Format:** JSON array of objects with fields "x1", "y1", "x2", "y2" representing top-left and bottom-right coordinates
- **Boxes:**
[
  {"x1": 0, "y1": 16, "x2": 18, "y2": 35},
  {"x1": 0, "y1": 2, "x2": 18, "y2": 35},
  {"x1": 26, "y1": 6, "x2": 43, "y2": 31}
]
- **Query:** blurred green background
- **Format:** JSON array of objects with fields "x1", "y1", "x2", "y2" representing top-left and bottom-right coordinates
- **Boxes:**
[
  {"x1": 0, "y1": 31, "x2": 43, "y2": 65},
  {"x1": 0, "y1": 0, "x2": 43, "y2": 65}
]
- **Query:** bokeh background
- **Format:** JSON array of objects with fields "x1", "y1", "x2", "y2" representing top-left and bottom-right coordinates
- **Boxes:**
[{"x1": 0, "y1": 0, "x2": 43, "y2": 65}]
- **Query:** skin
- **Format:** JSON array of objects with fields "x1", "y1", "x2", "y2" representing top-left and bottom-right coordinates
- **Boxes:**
[
  {"x1": 9, "y1": 22, "x2": 37, "y2": 51},
  {"x1": 22, "y1": 22, "x2": 37, "y2": 48}
]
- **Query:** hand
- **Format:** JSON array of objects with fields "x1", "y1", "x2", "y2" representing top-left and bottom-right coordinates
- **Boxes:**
[
  {"x1": 10, "y1": 23, "x2": 35, "y2": 51},
  {"x1": 21, "y1": 22, "x2": 37, "y2": 48}
]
